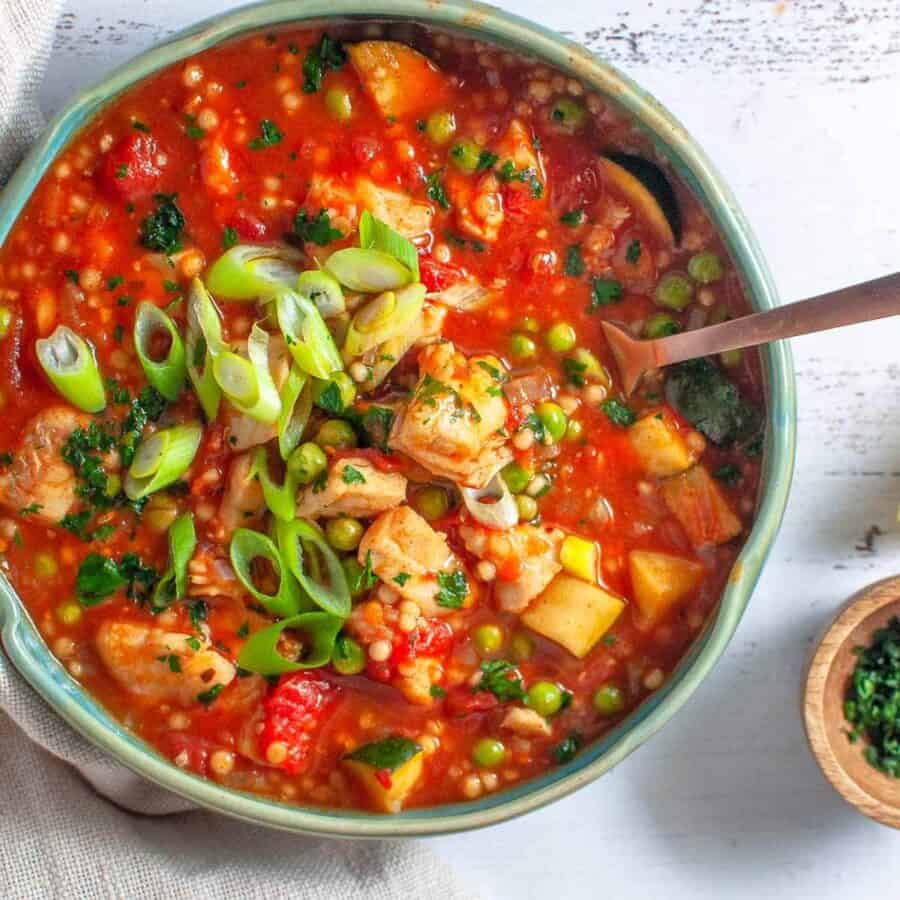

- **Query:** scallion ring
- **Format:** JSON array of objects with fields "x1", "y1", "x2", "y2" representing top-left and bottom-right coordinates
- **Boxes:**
[
  {"x1": 186, "y1": 278, "x2": 226, "y2": 420},
  {"x1": 35, "y1": 325, "x2": 105, "y2": 413},
  {"x1": 342, "y1": 282, "x2": 425, "y2": 362},
  {"x1": 358, "y1": 210, "x2": 420, "y2": 282},
  {"x1": 274, "y1": 288, "x2": 343, "y2": 379},
  {"x1": 278, "y1": 518, "x2": 351, "y2": 618},
  {"x1": 212, "y1": 325, "x2": 281, "y2": 424},
  {"x1": 277, "y1": 365, "x2": 312, "y2": 460},
  {"x1": 250, "y1": 446, "x2": 297, "y2": 522},
  {"x1": 124, "y1": 422, "x2": 202, "y2": 500},
  {"x1": 134, "y1": 301, "x2": 187, "y2": 401},
  {"x1": 206, "y1": 243, "x2": 303, "y2": 300},
  {"x1": 325, "y1": 247, "x2": 413, "y2": 293},
  {"x1": 150, "y1": 512, "x2": 196, "y2": 611},
  {"x1": 229, "y1": 527, "x2": 304, "y2": 618},
  {"x1": 237, "y1": 611, "x2": 343, "y2": 676},
  {"x1": 296, "y1": 269, "x2": 345, "y2": 318}
]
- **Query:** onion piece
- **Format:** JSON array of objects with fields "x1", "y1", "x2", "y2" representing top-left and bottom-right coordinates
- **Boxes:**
[
  {"x1": 206, "y1": 243, "x2": 302, "y2": 301},
  {"x1": 277, "y1": 364, "x2": 312, "y2": 460},
  {"x1": 297, "y1": 269, "x2": 345, "y2": 318},
  {"x1": 151, "y1": 512, "x2": 197, "y2": 611},
  {"x1": 133, "y1": 302, "x2": 187, "y2": 402},
  {"x1": 325, "y1": 247, "x2": 413, "y2": 292},
  {"x1": 461, "y1": 471, "x2": 519, "y2": 530},
  {"x1": 237, "y1": 610, "x2": 343, "y2": 676},
  {"x1": 274, "y1": 288, "x2": 343, "y2": 379},
  {"x1": 342, "y1": 282, "x2": 425, "y2": 362},
  {"x1": 124, "y1": 422, "x2": 202, "y2": 500},
  {"x1": 277, "y1": 518, "x2": 351, "y2": 618},
  {"x1": 212, "y1": 325, "x2": 281, "y2": 424},
  {"x1": 35, "y1": 325, "x2": 105, "y2": 413},
  {"x1": 229, "y1": 527, "x2": 303, "y2": 618}
]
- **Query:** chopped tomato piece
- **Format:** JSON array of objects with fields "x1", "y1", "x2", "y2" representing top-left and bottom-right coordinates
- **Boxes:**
[
  {"x1": 100, "y1": 133, "x2": 163, "y2": 202},
  {"x1": 419, "y1": 257, "x2": 465, "y2": 292},
  {"x1": 445, "y1": 688, "x2": 499, "y2": 718}
]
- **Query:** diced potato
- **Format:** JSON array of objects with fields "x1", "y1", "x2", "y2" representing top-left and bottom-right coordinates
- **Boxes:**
[
  {"x1": 628, "y1": 414, "x2": 698, "y2": 478},
  {"x1": 560, "y1": 535, "x2": 598, "y2": 583},
  {"x1": 522, "y1": 574, "x2": 625, "y2": 659},
  {"x1": 628, "y1": 550, "x2": 704, "y2": 628},
  {"x1": 348, "y1": 41, "x2": 448, "y2": 120},
  {"x1": 341, "y1": 737, "x2": 424, "y2": 813},
  {"x1": 661, "y1": 465, "x2": 742, "y2": 547}
]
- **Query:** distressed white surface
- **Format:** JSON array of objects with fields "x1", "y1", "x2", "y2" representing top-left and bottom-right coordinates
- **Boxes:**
[{"x1": 39, "y1": 2, "x2": 900, "y2": 898}]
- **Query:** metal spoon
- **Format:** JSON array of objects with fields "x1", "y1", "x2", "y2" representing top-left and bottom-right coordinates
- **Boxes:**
[{"x1": 601, "y1": 272, "x2": 900, "y2": 395}]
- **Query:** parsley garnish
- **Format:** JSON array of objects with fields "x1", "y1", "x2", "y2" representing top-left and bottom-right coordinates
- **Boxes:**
[
  {"x1": 316, "y1": 380, "x2": 345, "y2": 414},
  {"x1": 293, "y1": 208, "x2": 342, "y2": 245},
  {"x1": 115, "y1": 164, "x2": 129, "y2": 179},
  {"x1": 602, "y1": 398, "x2": 636, "y2": 428},
  {"x1": 475, "y1": 659, "x2": 525, "y2": 702},
  {"x1": 588, "y1": 277, "x2": 624, "y2": 311},
  {"x1": 184, "y1": 115, "x2": 205, "y2": 140},
  {"x1": 139, "y1": 193, "x2": 185, "y2": 254},
  {"x1": 476, "y1": 149, "x2": 498, "y2": 172},
  {"x1": 626, "y1": 239, "x2": 642, "y2": 264},
  {"x1": 425, "y1": 170, "x2": 451, "y2": 210},
  {"x1": 248, "y1": 119, "x2": 283, "y2": 150},
  {"x1": 106, "y1": 275, "x2": 124, "y2": 290},
  {"x1": 436, "y1": 570, "x2": 468, "y2": 609},
  {"x1": 564, "y1": 244, "x2": 585, "y2": 277},
  {"x1": 188, "y1": 599, "x2": 208, "y2": 630},
  {"x1": 563, "y1": 356, "x2": 588, "y2": 387},
  {"x1": 0, "y1": 452, "x2": 12, "y2": 466},
  {"x1": 430, "y1": 685, "x2": 447, "y2": 699},
  {"x1": 714, "y1": 463, "x2": 742, "y2": 486},
  {"x1": 132, "y1": 120, "x2": 150, "y2": 133},
  {"x1": 393, "y1": 572, "x2": 411, "y2": 586},
  {"x1": 341, "y1": 464, "x2": 366, "y2": 485},
  {"x1": 496, "y1": 160, "x2": 543, "y2": 198},
  {"x1": 197, "y1": 684, "x2": 225, "y2": 707},
  {"x1": 302, "y1": 34, "x2": 347, "y2": 93},
  {"x1": 311, "y1": 470, "x2": 328, "y2": 494},
  {"x1": 64, "y1": 269, "x2": 80, "y2": 284},
  {"x1": 75, "y1": 552, "x2": 158, "y2": 607},
  {"x1": 19, "y1": 503, "x2": 43, "y2": 515},
  {"x1": 222, "y1": 226, "x2": 238, "y2": 250},
  {"x1": 355, "y1": 550, "x2": 378, "y2": 593},
  {"x1": 237, "y1": 621, "x2": 250, "y2": 638},
  {"x1": 552, "y1": 732, "x2": 583, "y2": 764},
  {"x1": 521, "y1": 412, "x2": 547, "y2": 443},
  {"x1": 560, "y1": 209, "x2": 585, "y2": 227}
]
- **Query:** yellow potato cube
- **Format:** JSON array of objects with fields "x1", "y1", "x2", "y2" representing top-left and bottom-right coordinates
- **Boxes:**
[
  {"x1": 628, "y1": 414, "x2": 698, "y2": 478},
  {"x1": 628, "y1": 550, "x2": 704, "y2": 628},
  {"x1": 522, "y1": 574, "x2": 625, "y2": 658},
  {"x1": 560, "y1": 535, "x2": 599, "y2": 583},
  {"x1": 342, "y1": 737, "x2": 424, "y2": 813}
]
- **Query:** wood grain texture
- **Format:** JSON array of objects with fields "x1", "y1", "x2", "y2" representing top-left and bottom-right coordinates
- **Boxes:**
[
  {"x1": 35, "y1": 2, "x2": 900, "y2": 898},
  {"x1": 804, "y1": 576, "x2": 900, "y2": 829}
]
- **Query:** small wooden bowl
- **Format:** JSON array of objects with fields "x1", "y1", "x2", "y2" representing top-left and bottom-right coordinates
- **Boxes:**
[{"x1": 804, "y1": 575, "x2": 900, "y2": 827}]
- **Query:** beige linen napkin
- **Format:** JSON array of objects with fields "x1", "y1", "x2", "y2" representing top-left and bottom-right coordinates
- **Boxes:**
[{"x1": 0, "y1": 2, "x2": 473, "y2": 896}]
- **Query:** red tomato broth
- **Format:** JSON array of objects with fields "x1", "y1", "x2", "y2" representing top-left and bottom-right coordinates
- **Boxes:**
[{"x1": 0, "y1": 25, "x2": 764, "y2": 812}]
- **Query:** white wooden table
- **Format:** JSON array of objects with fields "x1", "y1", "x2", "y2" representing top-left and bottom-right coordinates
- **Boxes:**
[{"x1": 43, "y1": 2, "x2": 900, "y2": 897}]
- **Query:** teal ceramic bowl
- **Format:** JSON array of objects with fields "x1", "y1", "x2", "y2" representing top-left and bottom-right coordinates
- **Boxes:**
[{"x1": 0, "y1": 0, "x2": 795, "y2": 837}]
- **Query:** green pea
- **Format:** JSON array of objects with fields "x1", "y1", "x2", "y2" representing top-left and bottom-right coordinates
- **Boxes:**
[
  {"x1": 644, "y1": 312, "x2": 681, "y2": 339},
  {"x1": 449, "y1": 139, "x2": 482, "y2": 173},
  {"x1": 34, "y1": 552, "x2": 58, "y2": 579},
  {"x1": 654, "y1": 272, "x2": 694, "y2": 311},
  {"x1": 511, "y1": 632, "x2": 534, "y2": 661},
  {"x1": 314, "y1": 372, "x2": 356, "y2": 412},
  {"x1": 535, "y1": 401, "x2": 568, "y2": 443},
  {"x1": 56, "y1": 601, "x2": 82, "y2": 626},
  {"x1": 719, "y1": 349, "x2": 743, "y2": 368},
  {"x1": 593, "y1": 683, "x2": 625, "y2": 717},
  {"x1": 332, "y1": 634, "x2": 366, "y2": 674},
  {"x1": 425, "y1": 111, "x2": 457, "y2": 145},
  {"x1": 0, "y1": 307, "x2": 12, "y2": 339},
  {"x1": 688, "y1": 250, "x2": 724, "y2": 284},
  {"x1": 546, "y1": 322, "x2": 577, "y2": 353},
  {"x1": 527, "y1": 681, "x2": 564, "y2": 717},
  {"x1": 501, "y1": 462, "x2": 532, "y2": 494},
  {"x1": 343, "y1": 556, "x2": 366, "y2": 599},
  {"x1": 509, "y1": 333, "x2": 537, "y2": 360},
  {"x1": 287, "y1": 442, "x2": 328, "y2": 484},
  {"x1": 413, "y1": 486, "x2": 450, "y2": 521},
  {"x1": 516, "y1": 494, "x2": 538, "y2": 522},
  {"x1": 472, "y1": 737, "x2": 506, "y2": 769},
  {"x1": 564, "y1": 419, "x2": 584, "y2": 442},
  {"x1": 325, "y1": 87, "x2": 353, "y2": 121},
  {"x1": 325, "y1": 517, "x2": 364, "y2": 552},
  {"x1": 550, "y1": 97, "x2": 586, "y2": 130},
  {"x1": 315, "y1": 419, "x2": 357, "y2": 450},
  {"x1": 520, "y1": 316, "x2": 540, "y2": 334},
  {"x1": 474, "y1": 623, "x2": 504, "y2": 655}
]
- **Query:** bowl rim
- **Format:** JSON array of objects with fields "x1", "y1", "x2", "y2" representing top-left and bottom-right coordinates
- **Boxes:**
[{"x1": 0, "y1": 0, "x2": 796, "y2": 837}]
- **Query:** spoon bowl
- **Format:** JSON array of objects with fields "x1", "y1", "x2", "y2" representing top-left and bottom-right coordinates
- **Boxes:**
[{"x1": 804, "y1": 575, "x2": 900, "y2": 828}]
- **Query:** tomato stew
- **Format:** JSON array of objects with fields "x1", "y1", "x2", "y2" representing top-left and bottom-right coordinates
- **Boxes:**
[{"x1": 0, "y1": 25, "x2": 764, "y2": 812}]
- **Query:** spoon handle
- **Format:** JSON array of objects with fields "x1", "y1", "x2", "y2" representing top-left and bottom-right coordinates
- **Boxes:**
[{"x1": 652, "y1": 272, "x2": 900, "y2": 368}]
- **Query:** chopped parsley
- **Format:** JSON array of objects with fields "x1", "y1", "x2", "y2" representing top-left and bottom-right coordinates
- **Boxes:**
[
  {"x1": 425, "y1": 170, "x2": 451, "y2": 210},
  {"x1": 714, "y1": 463, "x2": 742, "y2": 486},
  {"x1": 341, "y1": 464, "x2": 366, "y2": 486},
  {"x1": 626, "y1": 239, "x2": 642, "y2": 264},
  {"x1": 248, "y1": 118, "x2": 284, "y2": 150},
  {"x1": 560, "y1": 209, "x2": 585, "y2": 227},
  {"x1": 358, "y1": 406, "x2": 395, "y2": 453},
  {"x1": 588, "y1": 277, "x2": 624, "y2": 311},
  {"x1": 197, "y1": 684, "x2": 225, "y2": 707},
  {"x1": 476, "y1": 149, "x2": 499, "y2": 172},
  {"x1": 157, "y1": 653, "x2": 181, "y2": 673},
  {"x1": 552, "y1": 732, "x2": 583, "y2": 764},
  {"x1": 75, "y1": 552, "x2": 157, "y2": 607},
  {"x1": 496, "y1": 160, "x2": 543, "y2": 198},
  {"x1": 64, "y1": 269, "x2": 80, "y2": 284},
  {"x1": 475, "y1": 659, "x2": 525, "y2": 702},
  {"x1": 354, "y1": 550, "x2": 378, "y2": 593},
  {"x1": 564, "y1": 244, "x2": 585, "y2": 277},
  {"x1": 302, "y1": 34, "x2": 347, "y2": 93},
  {"x1": 18, "y1": 503, "x2": 43, "y2": 515},
  {"x1": 222, "y1": 226, "x2": 239, "y2": 250},
  {"x1": 429, "y1": 685, "x2": 447, "y2": 699},
  {"x1": 436, "y1": 570, "x2": 468, "y2": 609},
  {"x1": 60, "y1": 510, "x2": 114, "y2": 542},
  {"x1": 344, "y1": 737, "x2": 421, "y2": 772},
  {"x1": 315, "y1": 381, "x2": 345, "y2": 415},
  {"x1": 601, "y1": 398, "x2": 636, "y2": 428},
  {"x1": 106, "y1": 275, "x2": 124, "y2": 290},
  {"x1": 0, "y1": 452, "x2": 12, "y2": 466},
  {"x1": 293, "y1": 208, "x2": 342, "y2": 245},
  {"x1": 563, "y1": 356, "x2": 588, "y2": 387},
  {"x1": 188, "y1": 599, "x2": 208, "y2": 630},
  {"x1": 61, "y1": 422, "x2": 118, "y2": 510},
  {"x1": 132, "y1": 120, "x2": 150, "y2": 133},
  {"x1": 115, "y1": 164, "x2": 129, "y2": 179},
  {"x1": 521, "y1": 412, "x2": 547, "y2": 443},
  {"x1": 139, "y1": 193, "x2": 185, "y2": 254},
  {"x1": 184, "y1": 115, "x2": 205, "y2": 140},
  {"x1": 393, "y1": 573, "x2": 411, "y2": 586},
  {"x1": 311, "y1": 470, "x2": 328, "y2": 494}
]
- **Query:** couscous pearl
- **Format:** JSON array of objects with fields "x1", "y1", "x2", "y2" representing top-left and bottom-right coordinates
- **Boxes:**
[
  {"x1": 54, "y1": 162, "x2": 71, "y2": 179},
  {"x1": 197, "y1": 108, "x2": 219, "y2": 131},
  {"x1": 20, "y1": 262, "x2": 36, "y2": 280},
  {"x1": 432, "y1": 242, "x2": 451, "y2": 264},
  {"x1": 53, "y1": 637, "x2": 76, "y2": 659},
  {"x1": 398, "y1": 614, "x2": 417, "y2": 633},
  {"x1": 183, "y1": 64, "x2": 204, "y2": 87},
  {"x1": 643, "y1": 668, "x2": 664, "y2": 691},
  {"x1": 512, "y1": 429, "x2": 534, "y2": 451},
  {"x1": 475, "y1": 560, "x2": 496, "y2": 582},
  {"x1": 368, "y1": 640, "x2": 392, "y2": 662},
  {"x1": 67, "y1": 661, "x2": 84, "y2": 678},
  {"x1": 51, "y1": 232, "x2": 70, "y2": 253},
  {"x1": 283, "y1": 92, "x2": 302, "y2": 111},
  {"x1": 263, "y1": 175, "x2": 281, "y2": 192},
  {"x1": 210, "y1": 750, "x2": 236, "y2": 776},
  {"x1": 266, "y1": 741, "x2": 288, "y2": 765},
  {"x1": 168, "y1": 712, "x2": 190, "y2": 730},
  {"x1": 584, "y1": 384, "x2": 607, "y2": 404},
  {"x1": 398, "y1": 600, "x2": 419, "y2": 617},
  {"x1": 482, "y1": 772, "x2": 499, "y2": 791},
  {"x1": 557, "y1": 394, "x2": 579, "y2": 415},
  {"x1": 178, "y1": 250, "x2": 205, "y2": 279},
  {"x1": 525, "y1": 475, "x2": 549, "y2": 497},
  {"x1": 349, "y1": 362, "x2": 369, "y2": 383},
  {"x1": 79, "y1": 267, "x2": 101, "y2": 291},
  {"x1": 461, "y1": 774, "x2": 483, "y2": 799}
]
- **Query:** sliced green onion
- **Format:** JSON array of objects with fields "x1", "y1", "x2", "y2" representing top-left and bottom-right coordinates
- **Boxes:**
[
  {"x1": 237, "y1": 611, "x2": 343, "y2": 676},
  {"x1": 212, "y1": 325, "x2": 281, "y2": 424},
  {"x1": 124, "y1": 422, "x2": 202, "y2": 500},
  {"x1": 358, "y1": 210, "x2": 420, "y2": 282},
  {"x1": 206, "y1": 243, "x2": 302, "y2": 300},
  {"x1": 278, "y1": 518, "x2": 351, "y2": 618},
  {"x1": 134, "y1": 302, "x2": 187, "y2": 401},
  {"x1": 342, "y1": 283, "x2": 425, "y2": 362},
  {"x1": 35, "y1": 325, "x2": 105, "y2": 413},
  {"x1": 277, "y1": 364, "x2": 312, "y2": 460},
  {"x1": 325, "y1": 247, "x2": 412, "y2": 293},
  {"x1": 274, "y1": 288, "x2": 343, "y2": 379},
  {"x1": 229, "y1": 527, "x2": 303, "y2": 618},
  {"x1": 297, "y1": 269, "x2": 345, "y2": 318},
  {"x1": 186, "y1": 278, "x2": 225, "y2": 420},
  {"x1": 250, "y1": 446, "x2": 297, "y2": 522},
  {"x1": 151, "y1": 512, "x2": 196, "y2": 611}
]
